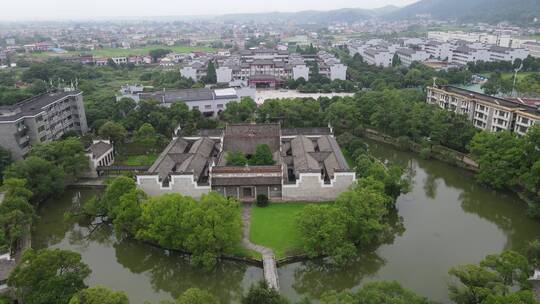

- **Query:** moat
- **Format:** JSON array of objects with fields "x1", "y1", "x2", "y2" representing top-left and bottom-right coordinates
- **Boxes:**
[{"x1": 32, "y1": 139, "x2": 540, "y2": 304}]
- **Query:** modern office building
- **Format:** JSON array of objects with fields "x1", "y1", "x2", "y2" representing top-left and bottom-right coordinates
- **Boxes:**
[
  {"x1": 0, "y1": 89, "x2": 88, "y2": 160},
  {"x1": 427, "y1": 86, "x2": 539, "y2": 136},
  {"x1": 136, "y1": 123, "x2": 356, "y2": 201}
]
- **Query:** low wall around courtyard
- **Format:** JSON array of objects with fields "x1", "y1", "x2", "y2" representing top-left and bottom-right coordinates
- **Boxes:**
[
  {"x1": 282, "y1": 172, "x2": 356, "y2": 202},
  {"x1": 136, "y1": 174, "x2": 211, "y2": 199}
]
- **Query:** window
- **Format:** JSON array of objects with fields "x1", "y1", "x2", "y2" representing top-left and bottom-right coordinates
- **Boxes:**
[
  {"x1": 192, "y1": 106, "x2": 199, "y2": 110},
  {"x1": 38, "y1": 126, "x2": 45, "y2": 133},
  {"x1": 36, "y1": 115, "x2": 43, "y2": 122},
  {"x1": 75, "y1": 122, "x2": 80, "y2": 126},
  {"x1": 40, "y1": 136, "x2": 46, "y2": 142},
  {"x1": 204, "y1": 104, "x2": 212, "y2": 109},
  {"x1": 217, "y1": 104, "x2": 224, "y2": 109}
]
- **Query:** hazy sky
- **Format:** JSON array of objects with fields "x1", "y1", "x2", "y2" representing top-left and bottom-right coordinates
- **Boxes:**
[{"x1": 0, "y1": 0, "x2": 419, "y2": 21}]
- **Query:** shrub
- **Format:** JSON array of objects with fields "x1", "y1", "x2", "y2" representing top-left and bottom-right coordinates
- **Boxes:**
[
  {"x1": 419, "y1": 147, "x2": 432, "y2": 160},
  {"x1": 256, "y1": 194, "x2": 269, "y2": 207}
]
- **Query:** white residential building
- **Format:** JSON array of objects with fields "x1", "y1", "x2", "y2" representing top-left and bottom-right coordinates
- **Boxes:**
[
  {"x1": 396, "y1": 48, "x2": 429, "y2": 66},
  {"x1": 427, "y1": 86, "x2": 539, "y2": 135},
  {"x1": 522, "y1": 41, "x2": 540, "y2": 58},
  {"x1": 489, "y1": 46, "x2": 529, "y2": 63},
  {"x1": 449, "y1": 46, "x2": 491, "y2": 65}
]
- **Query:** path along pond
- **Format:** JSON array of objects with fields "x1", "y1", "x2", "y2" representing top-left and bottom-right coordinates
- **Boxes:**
[{"x1": 32, "y1": 139, "x2": 540, "y2": 304}]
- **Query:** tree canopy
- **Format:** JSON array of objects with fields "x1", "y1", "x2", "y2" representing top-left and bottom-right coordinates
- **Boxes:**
[{"x1": 8, "y1": 248, "x2": 91, "y2": 304}]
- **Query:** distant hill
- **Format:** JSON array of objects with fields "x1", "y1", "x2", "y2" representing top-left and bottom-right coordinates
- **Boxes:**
[
  {"x1": 213, "y1": 1, "x2": 539, "y2": 25},
  {"x1": 389, "y1": 0, "x2": 540, "y2": 24},
  {"x1": 217, "y1": 6, "x2": 399, "y2": 24}
]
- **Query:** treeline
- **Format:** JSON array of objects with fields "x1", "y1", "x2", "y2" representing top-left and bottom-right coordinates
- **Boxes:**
[
  {"x1": 469, "y1": 126, "x2": 540, "y2": 216},
  {"x1": 0, "y1": 246, "x2": 434, "y2": 304},
  {"x1": 297, "y1": 151, "x2": 409, "y2": 265},
  {"x1": 0, "y1": 137, "x2": 89, "y2": 254},
  {"x1": 5, "y1": 241, "x2": 539, "y2": 304},
  {"x1": 231, "y1": 89, "x2": 476, "y2": 153},
  {"x1": 340, "y1": 51, "x2": 473, "y2": 90},
  {"x1": 73, "y1": 177, "x2": 242, "y2": 268},
  {"x1": 467, "y1": 56, "x2": 540, "y2": 74}
]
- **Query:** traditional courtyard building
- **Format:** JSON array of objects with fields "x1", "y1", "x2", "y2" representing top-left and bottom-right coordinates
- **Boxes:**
[{"x1": 136, "y1": 123, "x2": 356, "y2": 201}]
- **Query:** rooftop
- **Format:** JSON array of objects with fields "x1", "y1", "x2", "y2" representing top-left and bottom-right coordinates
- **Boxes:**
[{"x1": 0, "y1": 90, "x2": 82, "y2": 122}]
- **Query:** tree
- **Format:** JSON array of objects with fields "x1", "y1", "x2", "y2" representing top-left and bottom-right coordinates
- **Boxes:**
[
  {"x1": 525, "y1": 239, "x2": 540, "y2": 268},
  {"x1": 205, "y1": 60, "x2": 217, "y2": 84},
  {"x1": 226, "y1": 151, "x2": 248, "y2": 166},
  {"x1": 336, "y1": 182, "x2": 391, "y2": 246},
  {"x1": 483, "y1": 291, "x2": 538, "y2": 304},
  {"x1": 249, "y1": 144, "x2": 275, "y2": 166},
  {"x1": 149, "y1": 49, "x2": 172, "y2": 62},
  {"x1": 0, "y1": 147, "x2": 12, "y2": 183},
  {"x1": 480, "y1": 251, "x2": 531, "y2": 288},
  {"x1": 296, "y1": 205, "x2": 356, "y2": 265},
  {"x1": 8, "y1": 249, "x2": 91, "y2": 304},
  {"x1": 30, "y1": 137, "x2": 89, "y2": 181},
  {"x1": 220, "y1": 97, "x2": 257, "y2": 123},
  {"x1": 3, "y1": 156, "x2": 64, "y2": 202},
  {"x1": 99, "y1": 121, "x2": 127, "y2": 146},
  {"x1": 0, "y1": 178, "x2": 34, "y2": 251},
  {"x1": 182, "y1": 192, "x2": 242, "y2": 267},
  {"x1": 321, "y1": 281, "x2": 431, "y2": 304},
  {"x1": 69, "y1": 286, "x2": 129, "y2": 304},
  {"x1": 449, "y1": 264, "x2": 506, "y2": 304},
  {"x1": 468, "y1": 131, "x2": 525, "y2": 189},
  {"x1": 392, "y1": 53, "x2": 402, "y2": 67},
  {"x1": 134, "y1": 123, "x2": 159, "y2": 152},
  {"x1": 136, "y1": 192, "x2": 242, "y2": 268},
  {"x1": 176, "y1": 288, "x2": 219, "y2": 304},
  {"x1": 241, "y1": 281, "x2": 290, "y2": 304},
  {"x1": 448, "y1": 251, "x2": 533, "y2": 304}
]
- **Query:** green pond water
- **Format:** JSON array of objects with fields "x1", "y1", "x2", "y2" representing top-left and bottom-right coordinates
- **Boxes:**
[{"x1": 32, "y1": 139, "x2": 540, "y2": 303}]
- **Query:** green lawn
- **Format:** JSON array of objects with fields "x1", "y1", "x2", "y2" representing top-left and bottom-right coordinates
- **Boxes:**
[
  {"x1": 29, "y1": 44, "x2": 215, "y2": 59},
  {"x1": 116, "y1": 154, "x2": 158, "y2": 166},
  {"x1": 250, "y1": 203, "x2": 308, "y2": 258}
]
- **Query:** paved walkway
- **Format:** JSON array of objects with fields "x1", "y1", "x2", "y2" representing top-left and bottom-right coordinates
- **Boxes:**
[{"x1": 242, "y1": 205, "x2": 279, "y2": 290}]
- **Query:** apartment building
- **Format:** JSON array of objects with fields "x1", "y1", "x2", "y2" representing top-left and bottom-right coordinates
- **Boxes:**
[
  {"x1": 424, "y1": 41, "x2": 452, "y2": 60},
  {"x1": 396, "y1": 48, "x2": 430, "y2": 67},
  {"x1": 0, "y1": 90, "x2": 88, "y2": 160},
  {"x1": 449, "y1": 45, "x2": 491, "y2": 66},
  {"x1": 427, "y1": 86, "x2": 539, "y2": 135},
  {"x1": 361, "y1": 48, "x2": 394, "y2": 67},
  {"x1": 488, "y1": 46, "x2": 529, "y2": 62}
]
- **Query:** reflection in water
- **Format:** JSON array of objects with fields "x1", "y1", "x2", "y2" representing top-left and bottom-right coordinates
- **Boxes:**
[
  {"x1": 33, "y1": 140, "x2": 540, "y2": 304},
  {"x1": 279, "y1": 140, "x2": 540, "y2": 303},
  {"x1": 290, "y1": 252, "x2": 385, "y2": 299},
  {"x1": 33, "y1": 189, "x2": 262, "y2": 304},
  {"x1": 113, "y1": 241, "x2": 249, "y2": 303}
]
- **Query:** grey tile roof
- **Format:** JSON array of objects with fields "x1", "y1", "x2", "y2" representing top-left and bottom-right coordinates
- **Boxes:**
[
  {"x1": 90, "y1": 141, "x2": 113, "y2": 159},
  {"x1": 223, "y1": 123, "x2": 281, "y2": 155},
  {"x1": 140, "y1": 88, "x2": 214, "y2": 103},
  {"x1": 212, "y1": 176, "x2": 281, "y2": 186},
  {"x1": 0, "y1": 91, "x2": 82, "y2": 122},
  {"x1": 282, "y1": 127, "x2": 332, "y2": 136}
]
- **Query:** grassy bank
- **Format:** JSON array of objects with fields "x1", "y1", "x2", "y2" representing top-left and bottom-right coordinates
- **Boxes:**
[{"x1": 250, "y1": 203, "x2": 312, "y2": 258}]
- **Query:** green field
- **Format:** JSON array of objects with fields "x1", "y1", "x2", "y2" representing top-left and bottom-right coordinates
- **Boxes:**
[
  {"x1": 480, "y1": 72, "x2": 538, "y2": 81},
  {"x1": 29, "y1": 44, "x2": 215, "y2": 59},
  {"x1": 116, "y1": 153, "x2": 158, "y2": 166},
  {"x1": 250, "y1": 203, "x2": 308, "y2": 258}
]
